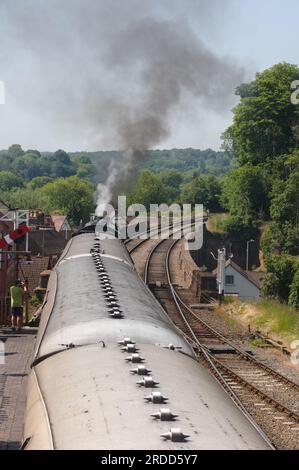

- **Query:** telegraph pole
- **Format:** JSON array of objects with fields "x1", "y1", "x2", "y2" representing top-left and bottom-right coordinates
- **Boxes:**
[{"x1": 211, "y1": 247, "x2": 226, "y2": 305}]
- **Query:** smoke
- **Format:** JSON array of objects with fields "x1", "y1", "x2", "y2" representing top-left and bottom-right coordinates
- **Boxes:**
[
  {"x1": 94, "y1": 16, "x2": 244, "y2": 212},
  {"x1": 0, "y1": 0, "x2": 245, "y2": 213}
]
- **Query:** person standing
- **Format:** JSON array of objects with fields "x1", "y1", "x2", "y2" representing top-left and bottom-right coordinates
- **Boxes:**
[{"x1": 10, "y1": 280, "x2": 24, "y2": 332}]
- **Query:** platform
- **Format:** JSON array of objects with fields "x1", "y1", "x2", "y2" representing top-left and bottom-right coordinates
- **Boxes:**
[{"x1": 0, "y1": 328, "x2": 37, "y2": 450}]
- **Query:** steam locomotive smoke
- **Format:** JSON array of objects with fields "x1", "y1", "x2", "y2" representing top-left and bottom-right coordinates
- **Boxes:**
[
  {"x1": 95, "y1": 17, "x2": 244, "y2": 213},
  {"x1": 0, "y1": 1, "x2": 244, "y2": 214}
]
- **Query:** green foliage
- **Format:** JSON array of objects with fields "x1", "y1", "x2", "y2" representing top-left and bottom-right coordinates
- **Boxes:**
[
  {"x1": 0, "y1": 146, "x2": 77, "y2": 181},
  {"x1": 250, "y1": 338, "x2": 271, "y2": 348},
  {"x1": 270, "y1": 153, "x2": 299, "y2": 226},
  {"x1": 128, "y1": 170, "x2": 167, "y2": 210},
  {"x1": 251, "y1": 299, "x2": 299, "y2": 339},
  {"x1": 221, "y1": 165, "x2": 269, "y2": 224},
  {"x1": 262, "y1": 221, "x2": 299, "y2": 258},
  {"x1": 222, "y1": 63, "x2": 299, "y2": 303},
  {"x1": 289, "y1": 269, "x2": 299, "y2": 309},
  {"x1": 0, "y1": 171, "x2": 24, "y2": 191},
  {"x1": 8, "y1": 144, "x2": 25, "y2": 159},
  {"x1": 221, "y1": 216, "x2": 258, "y2": 241},
  {"x1": 28, "y1": 176, "x2": 53, "y2": 190},
  {"x1": 30, "y1": 293, "x2": 42, "y2": 307},
  {"x1": 180, "y1": 175, "x2": 223, "y2": 212},
  {"x1": 223, "y1": 62, "x2": 299, "y2": 165},
  {"x1": 0, "y1": 187, "x2": 41, "y2": 209},
  {"x1": 262, "y1": 254, "x2": 299, "y2": 303},
  {"x1": 144, "y1": 148, "x2": 234, "y2": 176},
  {"x1": 39, "y1": 176, "x2": 95, "y2": 225},
  {"x1": 207, "y1": 213, "x2": 231, "y2": 233},
  {"x1": 72, "y1": 155, "x2": 94, "y2": 180}
]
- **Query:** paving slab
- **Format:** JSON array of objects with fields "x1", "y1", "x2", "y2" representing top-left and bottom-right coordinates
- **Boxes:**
[{"x1": 0, "y1": 328, "x2": 37, "y2": 450}]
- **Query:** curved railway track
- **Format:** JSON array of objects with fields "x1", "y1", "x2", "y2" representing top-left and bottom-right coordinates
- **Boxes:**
[{"x1": 129, "y1": 235, "x2": 299, "y2": 450}]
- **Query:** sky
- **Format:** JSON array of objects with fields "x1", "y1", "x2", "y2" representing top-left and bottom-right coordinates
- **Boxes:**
[{"x1": 0, "y1": 0, "x2": 298, "y2": 152}]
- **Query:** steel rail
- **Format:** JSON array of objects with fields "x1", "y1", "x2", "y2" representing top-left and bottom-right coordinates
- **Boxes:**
[
  {"x1": 143, "y1": 237, "x2": 275, "y2": 448},
  {"x1": 143, "y1": 237, "x2": 299, "y2": 447}
]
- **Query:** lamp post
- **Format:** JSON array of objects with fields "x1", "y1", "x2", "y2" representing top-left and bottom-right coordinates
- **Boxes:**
[{"x1": 246, "y1": 239, "x2": 255, "y2": 271}]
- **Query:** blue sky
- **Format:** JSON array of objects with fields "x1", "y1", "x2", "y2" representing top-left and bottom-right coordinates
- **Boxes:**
[{"x1": 0, "y1": 0, "x2": 298, "y2": 151}]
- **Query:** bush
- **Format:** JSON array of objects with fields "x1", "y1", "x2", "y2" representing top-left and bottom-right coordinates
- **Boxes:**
[
  {"x1": 221, "y1": 216, "x2": 258, "y2": 241},
  {"x1": 289, "y1": 269, "x2": 299, "y2": 309},
  {"x1": 262, "y1": 254, "x2": 298, "y2": 303}
]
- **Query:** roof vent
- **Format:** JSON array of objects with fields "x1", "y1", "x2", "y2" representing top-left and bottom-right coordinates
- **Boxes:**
[
  {"x1": 151, "y1": 408, "x2": 178, "y2": 421},
  {"x1": 137, "y1": 376, "x2": 159, "y2": 388},
  {"x1": 108, "y1": 306, "x2": 122, "y2": 312},
  {"x1": 125, "y1": 354, "x2": 144, "y2": 363},
  {"x1": 105, "y1": 295, "x2": 117, "y2": 301},
  {"x1": 130, "y1": 366, "x2": 151, "y2": 375},
  {"x1": 109, "y1": 311, "x2": 123, "y2": 319},
  {"x1": 118, "y1": 338, "x2": 134, "y2": 346},
  {"x1": 121, "y1": 343, "x2": 138, "y2": 353},
  {"x1": 144, "y1": 392, "x2": 168, "y2": 404},
  {"x1": 161, "y1": 428, "x2": 189, "y2": 442},
  {"x1": 103, "y1": 288, "x2": 114, "y2": 294}
]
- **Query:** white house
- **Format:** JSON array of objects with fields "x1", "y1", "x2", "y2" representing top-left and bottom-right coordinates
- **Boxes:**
[{"x1": 214, "y1": 259, "x2": 265, "y2": 301}]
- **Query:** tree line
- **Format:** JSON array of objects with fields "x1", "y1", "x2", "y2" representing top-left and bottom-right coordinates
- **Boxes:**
[
  {"x1": 0, "y1": 62, "x2": 298, "y2": 307},
  {"x1": 0, "y1": 146, "x2": 233, "y2": 226}
]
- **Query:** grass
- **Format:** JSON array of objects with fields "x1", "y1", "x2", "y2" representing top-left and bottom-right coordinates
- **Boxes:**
[
  {"x1": 207, "y1": 213, "x2": 230, "y2": 233},
  {"x1": 250, "y1": 338, "x2": 272, "y2": 348},
  {"x1": 225, "y1": 316, "x2": 243, "y2": 333},
  {"x1": 249, "y1": 299, "x2": 299, "y2": 342},
  {"x1": 217, "y1": 296, "x2": 299, "y2": 347}
]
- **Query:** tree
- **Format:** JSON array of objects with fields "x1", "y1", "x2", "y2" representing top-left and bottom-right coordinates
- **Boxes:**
[
  {"x1": 289, "y1": 269, "x2": 299, "y2": 309},
  {"x1": 12, "y1": 153, "x2": 44, "y2": 180},
  {"x1": 0, "y1": 171, "x2": 24, "y2": 191},
  {"x1": 221, "y1": 165, "x2": 269, "y2": 224},
  {"x1": 28, "y1": 176, "x2": 53, "y2": 190},
  {"x1": 160, "y1": 169, "x2": 183, "y2": 202},
  {"x1": 270, "y1": 160, "x2": 299, "y2": 225},
  {"x1": 223, "y1": 63, "x2": 299, "y2": 165},
  {"x1": 0, "y1": 188, "x2": 41, "y2": 209},
  {"x1": 8, "y1": 144, "x2": 24, "y2": 159},
  {"x1": 181, "y1": 175, "x2": 223, "y2": 212},
  {"x1": 129, "y1": 170, "x2": 167, "y2": 209},
  {"x1": 39, "y1": 176, "x2": 95, "y2": 225},
  {"x1": 262, "y1": 254, "x2": 298, "y2": 303},
  {"x1": 160, "y1": 169, "x2": 183, "y2": 188}
]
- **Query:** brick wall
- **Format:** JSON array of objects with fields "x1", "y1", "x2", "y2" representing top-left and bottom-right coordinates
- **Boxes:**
[{"x1": 175, "y1": 239, "x2": 201, "y2": 296}]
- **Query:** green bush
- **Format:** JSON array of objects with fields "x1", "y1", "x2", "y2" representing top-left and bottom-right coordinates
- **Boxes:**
[
  {"x1": 289, "y1": 269, "x2": 299, "y2": 309},
  {"x1": 262, "y1": 254, "x2": 299, "y2": 304}
]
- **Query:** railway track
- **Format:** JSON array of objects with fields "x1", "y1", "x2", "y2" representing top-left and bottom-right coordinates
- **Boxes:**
[{"x1": 130, "y1": 235, "x2": 299, "y2": 450}]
